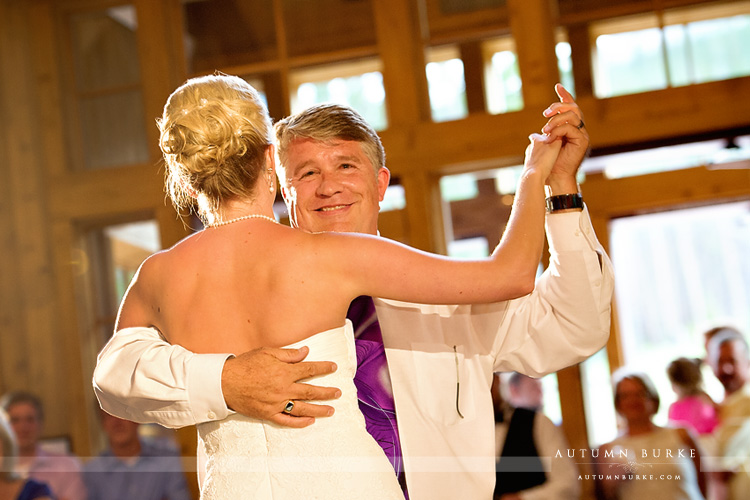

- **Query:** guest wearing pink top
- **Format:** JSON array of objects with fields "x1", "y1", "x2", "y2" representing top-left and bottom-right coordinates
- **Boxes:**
[
  {"x1": 1, "y1": 392, "x2": 87, "y2": 500},
  {"x1": 667, "y1": 357, "x2": 719, "y2": 435}
]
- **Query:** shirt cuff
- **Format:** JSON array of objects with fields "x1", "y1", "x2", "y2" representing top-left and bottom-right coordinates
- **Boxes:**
[
  {"x1": 546, "y1": 204, "x2": 596, "y2": 253},
  {"x1": 187, "y1": 352, "x2": 235, "y2": 423}
]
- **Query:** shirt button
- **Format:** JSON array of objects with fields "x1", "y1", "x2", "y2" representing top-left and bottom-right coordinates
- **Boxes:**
[{"x1": 207, "y1": 411, "x2": 216, "y2": 420}]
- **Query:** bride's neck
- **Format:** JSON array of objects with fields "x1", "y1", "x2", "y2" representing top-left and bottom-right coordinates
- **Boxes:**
[{"x1": 211, "y1": 197, "x2": 274, "y2": 225}]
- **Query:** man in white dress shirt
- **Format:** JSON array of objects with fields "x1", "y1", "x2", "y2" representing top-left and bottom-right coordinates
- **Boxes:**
[
  {"x1": 706, "y1": 328, "x2": 750, "y2": 500},
  {"x1": 94, "y1": 85, "x2": 613, "y2": 499}
]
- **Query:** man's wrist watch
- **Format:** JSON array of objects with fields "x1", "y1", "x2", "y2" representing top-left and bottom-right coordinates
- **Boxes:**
[{"x1": 545, "y1": 193, "x2": 583, "y2": 213}]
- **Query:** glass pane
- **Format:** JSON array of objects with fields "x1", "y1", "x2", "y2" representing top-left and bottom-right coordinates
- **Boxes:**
[
  {"x1": 426, "y1": 58, "x2": 468, "y2": 122},
  {"x1": 485, "y1": 49, "x2": 523, "y2": 114},
  {"x1": 82, "y1": 220, "x2": 161, "y2": 345},
  {"x1": 381, "y1": 184, "x2": 406, "y2": 212},
  {"x1": 67, "y1": 5, "x2": 149, "y2": 170},
  {"x1": 664, "y1": 24, "x2": 692, "y2": 87},
  {"x1": 79, "y1": 90, "x2": 149, "y2": 169},
  {"x1": 581, "y1": 348, "x2": 618, "y2": 447},
  {"x1": 686, "y1": 15, "x2": 750, "y2": 82},
  {"x1": 439, "y1": 165, "x2": 522, "y2": 258},
  {"x1": 282, "y1": 0, "x2": 376, "y2": 57},
  {"x1": 609, "y1": 201, "x2": 750, "y2": 424},
  {"x1": 581, "y1": 135, "x2": 750, "y2": 178},
  {"x1": 290, "y1": 61, "x2": 387, "y2": 131},
  {"x1": 593, "y1": 28, "x2": 668, "y2": 97},
  {"x1": 69, "y1": 6, "x2": 140, "y2": 92},
  {"x1": 182, "y1": 0, "x2": 277, "y2": 73},
  {"x1": 556, "y1": 41, "x2": 576, "y2": 96},
  {"x1": 238, "y1": 75, "x2": 268, "y2": 109}
]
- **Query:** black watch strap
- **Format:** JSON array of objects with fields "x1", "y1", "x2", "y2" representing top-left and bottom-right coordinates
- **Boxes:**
[{"x1": 546, "y1": 193, "x2": 583, "y2": 213}]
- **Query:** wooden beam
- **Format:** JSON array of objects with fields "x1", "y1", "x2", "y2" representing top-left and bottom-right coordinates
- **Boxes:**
[
  {"x1": 567, "y1": 22, "x2": 594, "y2": 99},
  {"x1": 459, "y1": 41, "x2": 488, "y2": 115},
  {"x1": 381, "y1": 76, "x2": 750, "y2": 177},
  {"x1": 508, "y1": 0, "x2": 560, "y2": 109},
  {"x1": 372, "y1": 0, "x2": 431, "y2": 127}
]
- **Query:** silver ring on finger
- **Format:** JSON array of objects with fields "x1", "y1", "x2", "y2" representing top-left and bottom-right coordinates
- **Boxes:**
[{"x1": 576, "y1": 119, "x2": 585, "y2": 130}]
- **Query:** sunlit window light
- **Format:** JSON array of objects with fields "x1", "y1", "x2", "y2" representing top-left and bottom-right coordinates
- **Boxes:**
[
  {"x1": 239, "y1": 76, "x2": 268, "y2": 109},
  {"x1": 447, "y1": 236, "x2": 489, "y2": 259},
  {"x1": 582, "y1": 135, "x2": 750, "y2": 178},
  {"x1": 289, "y1": 59, "x2": 387, "y2": 131},
  {"x1": 425, "y1": 45, "x2": 468, "y2": 122},
  {"x1": 555, "y1": 38, "x2": 575, "y2": 95},
  {"x1": 591, "y1": 2, "x2": 750, "y2": 98},
  {"x1": 439, "y1": 173, "x2": 478, "y2": 202},
  {"x1": 482, "y1": 37, "x2": 524, "y2": 115},
  {"x1": 380, "y1": 184, "x2": 406, "y2": 212}
]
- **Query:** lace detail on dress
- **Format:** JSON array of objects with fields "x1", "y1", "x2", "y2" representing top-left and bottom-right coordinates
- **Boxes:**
[{"x1": 198, "y1": 321, "x2": 405, "y2": 499}]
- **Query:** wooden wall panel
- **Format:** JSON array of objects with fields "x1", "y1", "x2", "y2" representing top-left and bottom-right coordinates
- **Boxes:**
[{"x1": 0, "y1": 0, "x2": 87, "y2": 450}]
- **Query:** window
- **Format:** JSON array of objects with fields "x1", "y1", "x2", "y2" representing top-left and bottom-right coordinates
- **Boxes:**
[
  {"x1": 426, "y1": 45, "x2": 469, "y2": 122},
  {"x1": 581, "y1": 348, "x2": 618, "y2": 446},
  {"x1": 591, "y1": 2, "x2": 750, "y2": 98},
  {"x1": 79, "y1": 219, "x2": 161, "y2": 345},
  {"x1": 289, "y1": 59, "x2": 387, "y2": 131},
  {"x1": 606, "y1": 201, "x2": 750, "y2": 433},
  {"x1": 582, "y1": 135, "x2": 750, "y2": 178},
  {"x1": 482, "y1": 37, "x2": 523, "y2": 114},
  {"x1": 440, "y1": 165, "x2": 523, "y2": 258},
  {"x1": 66, "y1": 5, "x2": 148, "y2": 169},
  {"x1": 555, "y1": 38, "x2": 575, "y2": 96}
]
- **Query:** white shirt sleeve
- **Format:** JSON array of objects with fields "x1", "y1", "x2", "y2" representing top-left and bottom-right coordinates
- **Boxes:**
[
  {"x1": 519, "y1": 413, "x2": 580, "y2": 500},
  {"x1": 490, "y1": 206, "x2": 615, "y2": 375},
  {"x1": 93, "y1": 326, "x2": 233, "y2": 428}
]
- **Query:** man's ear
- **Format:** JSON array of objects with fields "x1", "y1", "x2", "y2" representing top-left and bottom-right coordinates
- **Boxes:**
[
  {"x1": 377, "y1": 166, "x2": 391, "y2": 202},
  {"x1": 280, "y1": 185, "x2": 291, "y2": 204}
]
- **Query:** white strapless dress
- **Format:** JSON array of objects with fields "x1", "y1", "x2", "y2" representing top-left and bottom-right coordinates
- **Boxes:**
[{"x1": 197, "y1": 320, "x2": 405, "y2": 499}]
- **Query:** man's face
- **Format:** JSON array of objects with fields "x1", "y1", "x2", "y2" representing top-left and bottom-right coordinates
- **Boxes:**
[
  {"x1": 7, "y1": 402, "x2": 42, "y2": 451},
  {"x1": 711, "y1": 340, "x2": 749, "y2": 395},
  {"x1": 101, "y1": 412, "x2": 140, "y2": 449},
  {"x1": 509, "y1": 377, "x2": 544, "y2": 411},
  {"x1": 281, "y1": 138, "x2": 389, "y2": 235},
  {"x1": 615, "y1": 378, "x2": 656, "y2": 420}
]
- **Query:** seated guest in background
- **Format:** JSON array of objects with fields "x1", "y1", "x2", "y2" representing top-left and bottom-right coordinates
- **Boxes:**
[
  {"x1": 83, "y1": 411, "x2": 191, "y2": 500},
  {"x1": 1, "y1": 410, "x2": 53, "y2": 500},
  {"x1": 493, "y1": 372, "x2": 579, "y2": 500},
  {"x1": 667, "y1": 356, "x2": 719, "y2": 436},
  {"x1": 705, "y1": 327, "x2": 750, "y2": 500},
  {"x1": 0, "y1": 391, "x2": 86, "y2": 500},
  {"x1": 595, "y1": 370, "x2": 705, "y2": 500}
]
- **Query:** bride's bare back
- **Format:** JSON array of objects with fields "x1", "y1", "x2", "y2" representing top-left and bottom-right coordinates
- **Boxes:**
[
  {"x1": 119, "y1": 221, "x2": 354, "y2": 353},
  {"x1": 115, "y1": 73, "x2": 559, "y2": 357}
]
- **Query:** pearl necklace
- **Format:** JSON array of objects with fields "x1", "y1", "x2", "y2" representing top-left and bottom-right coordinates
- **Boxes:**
[{"x1": 209, "y1": 214, "x2": 278, "y2": 228}]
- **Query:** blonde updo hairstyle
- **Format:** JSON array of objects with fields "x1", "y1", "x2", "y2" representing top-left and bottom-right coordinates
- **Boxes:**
[{"x1": 158, "y1": 74, "x2": 273, "y2": 224}]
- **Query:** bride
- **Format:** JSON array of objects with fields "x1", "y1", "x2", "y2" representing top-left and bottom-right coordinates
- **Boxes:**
[{"x1": 113, "y1": 73, "x2": 561, "y2": 499}]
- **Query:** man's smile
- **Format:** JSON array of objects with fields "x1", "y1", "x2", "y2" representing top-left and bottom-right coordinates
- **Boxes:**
[{"x1": 316, "y1": 204, "x2": 352, "y2": 212}]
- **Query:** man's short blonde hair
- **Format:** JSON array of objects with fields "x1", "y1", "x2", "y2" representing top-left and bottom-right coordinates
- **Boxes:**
[{"x1": 274, "y1": 104, "x2": 385, "y2": 185}]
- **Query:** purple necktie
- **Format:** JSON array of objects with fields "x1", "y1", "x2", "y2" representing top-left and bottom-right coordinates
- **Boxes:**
[{"x1": 347, "y1": 296, "x2": 408, "y2": 496}]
